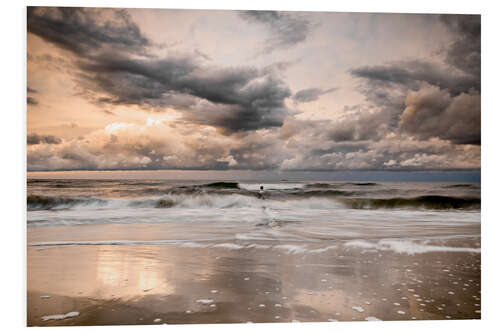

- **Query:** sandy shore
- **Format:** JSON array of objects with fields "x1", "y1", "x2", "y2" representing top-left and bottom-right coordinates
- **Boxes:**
[{"x1": 27, "y1": 226, "x2": 481, "y2": 326}]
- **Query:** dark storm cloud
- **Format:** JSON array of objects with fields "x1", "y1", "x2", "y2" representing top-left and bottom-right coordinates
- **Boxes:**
[
  {"x1": 351, "y1": 60, "x2": 478, "y2": 95},
  {"x1": 350, "y1": 61, "x2": 481, "y2": 144},
  {"x1": 240, "y1": 10, "x2": 312, "y2": 52},
  {"x1": 76, "y1": 53, "x2": 291, "y2": 132},
  {"x1": 27, "y1": 133, "x2": 62, "y2": 145},
  {"x1": 399, "y1": 86, "x2": 480, "y2": 145},
  {"x1": 327, "y1": 109, "x2": 393, "y2": 142},
  {"x1": 292, "y1": 87, "x2": 337, "y2": 103},
  {"x1": 28, "y1": 7, "x2": 291, "y2": 133},
  {"x1": 348, "y1": 15, "x2": 480, "y2": 146},
  {"x1": 27, "y1": 7, "x2": 151, "y2": 56},
  {"x1": 351, "y1": 15, "x2": 480, "y2": 93},
  {"x1": 440, "y1": 14, "x2": 480, "y2": 78}
]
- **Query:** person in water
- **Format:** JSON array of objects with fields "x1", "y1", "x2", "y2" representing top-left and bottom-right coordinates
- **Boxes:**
[
  {"x1": 256, "y1": 185, "x2": 278, "y2": 227},
  {"x1": 258, "y1": 185, "x2": 265, "y2": 200}
]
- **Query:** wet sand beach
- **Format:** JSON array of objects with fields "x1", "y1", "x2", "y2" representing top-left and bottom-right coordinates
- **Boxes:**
[{"x1": 27, "y1": 226, "x2": 480, "y2": 326}]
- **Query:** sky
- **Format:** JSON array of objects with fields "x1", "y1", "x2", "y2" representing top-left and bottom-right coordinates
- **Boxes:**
[{"x1": 26, "y1": 7, "x2": 481, "y2": 172}]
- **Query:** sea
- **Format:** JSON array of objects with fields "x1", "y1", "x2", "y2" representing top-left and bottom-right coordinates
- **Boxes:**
[{"x1": 27, "y1": 172, "x2": 481, "y2": 253}]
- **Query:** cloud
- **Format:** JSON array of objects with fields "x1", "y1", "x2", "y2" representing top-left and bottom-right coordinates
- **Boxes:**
[
  {"x1": 399, "y1": 85, "x2": 480, "y2": 145},
  {"x1": 348, "y1": 15, "x2": 480, "y2": 146},
  {"x1": 28, "y1": 7, "x2": 292, "y2": 133},
  {"x1": 26, "y1": 10, "x2": 481, "y2": 172},
  {"x1": 76, "y1": 54, "x2": 291, "y2": 132},
  {"x1": 27, "y1": 116, "x2": 480, "y2": 171},
  {"x1": 27, "y1": 133, "x2": 62, "y2": 145},
  {"x1": 27, "y1": 118, "x2": 296, "y2": 171},
  {"x1": 240, "y1": 10, "x2": 312, "y2": 53},
  {"x1": 27, "y1": 7, "x2": 151, "y2": 56},
  {"x1": 278, "y1": 125, "x2": 480, "y2": 171},
  {"x1": 440, "y1": 14, "x2": 480, "y2": 78},
  {"x1": 292, "y1": 87, "x2": 337, "y2": 103},
  {"x1": 350, "y1": 59, "x2": 478, "y2": 96}
]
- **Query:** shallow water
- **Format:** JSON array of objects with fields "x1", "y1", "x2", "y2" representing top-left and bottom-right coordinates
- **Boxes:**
[{"x1": 27, "y1": 179, "x2": 480, "y2": 245}]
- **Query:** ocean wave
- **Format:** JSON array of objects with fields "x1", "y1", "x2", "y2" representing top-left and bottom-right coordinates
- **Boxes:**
[
  {"x1": 344, "y1": 195, "x2": 480, "y2": 210},
  {"x1": 201, "y1": 181, "x2": 240, "y2": 189},
  {"x1": 27, "y1": 193, "x2": 270, "y2": 211},
  {"x1": 27, "y1": 192, "x2": 480, "y2": 211},
  {"x1": 442, "y1": 183, "x2": 478, "y2": 189},
  {"x1": 291, "y1": 189, "x2": 358, "y2": 197},
  {"x1": 27, "y1": 195, "x2": 107, "y2": 211},
  {"x1": 238, "y1": 183, "x2": 305, "y2": 191}
]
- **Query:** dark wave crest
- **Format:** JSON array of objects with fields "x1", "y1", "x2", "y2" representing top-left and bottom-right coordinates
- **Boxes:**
[
  {"x1": 442, "y1": 184, "x2": 477, "y2": 188},
  {"x1": 345, "y1": 195, "x2": 480, "y2": 210},
  {"x1": 304, "y1": 183, "x2": 337, "y2": 189},
  {"x1": 27, "y1": 195, "x2": 106, "y2": 210},
  {"x1": 290, "y1": 190, "x2": 357, "y2": 197},
  {"x1": 202, "y1": 182, "x2": 240, "y2": 189}
]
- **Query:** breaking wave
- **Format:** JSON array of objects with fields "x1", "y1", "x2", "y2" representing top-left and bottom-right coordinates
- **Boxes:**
[
  {"x1": 202, "y1": 182, "x2": 240, "y2": 189},
  {"x1": 344, "y1": 195, "x2": 480, "y2": 210},
  {"x1": 28, "y1": 192, "x2": 480, "y2": 212},
  {"x1": 27, "y1": 195, "x2": 107, "y2": 211}
]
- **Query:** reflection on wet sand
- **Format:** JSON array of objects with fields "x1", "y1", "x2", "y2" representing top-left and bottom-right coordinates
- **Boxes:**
[{"x1": 27, "y1": 236, "x2": 480, "y2": 326}]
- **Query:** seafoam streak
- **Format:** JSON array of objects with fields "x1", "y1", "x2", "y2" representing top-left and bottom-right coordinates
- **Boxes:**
[{"x1": 344, "y1": 239, "x2": 480, "y2": 255}]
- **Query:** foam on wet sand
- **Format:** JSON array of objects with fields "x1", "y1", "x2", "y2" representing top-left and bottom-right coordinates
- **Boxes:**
[
  {"x1": 27, "y1": 227, "x2": 481, "y2": 326},
  {"x1": 42, "y1": 311, "x2": 79, "y2": 321}
]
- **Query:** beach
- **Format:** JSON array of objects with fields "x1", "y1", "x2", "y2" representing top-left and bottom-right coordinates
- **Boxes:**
[
  {"x1": 27, "y1": 179, "x2": 481, "y2": 325},
  {"x1": 27, "y1": 228, "x2": 480, "y2": 325}
]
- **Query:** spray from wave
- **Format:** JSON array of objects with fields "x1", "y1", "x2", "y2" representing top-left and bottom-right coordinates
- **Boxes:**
[{"x1": 28, "y1": 191, "x2": 480, "y2": 211}]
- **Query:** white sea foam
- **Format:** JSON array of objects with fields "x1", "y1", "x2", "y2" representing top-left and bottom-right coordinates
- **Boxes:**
[
  {"x1": 246, "y1": 243, "x2": 271, "y2": 249},
  {"x1": 352, "y1": 306, "x2": 365, "y2": 313},
  {"x1": 28, "y1": 240, "x2": 345, "y2": 258},
  {"x1": 344, "y1": 240, "x2": 375, "y2": 249},
  {"x1": 196, "y1": 299, "x2": 213, "y2": 305},
  {"x1": 42, "y1": 311, "x2": 79, "y2": 321},
  {"x1": 309, "y1": 245, "x2": 338, "y2": 253},
  {"x1": 180, "y1": 242, "x2": 207, "y2": 248},
  {"x1": 273, "y1": 244, "x2": 307, "y2": 254},
  {"x1": 344, "y1": 239, "x2": 480, "y2": 255},
  {"x1": 212, "y1": 243, "x2": 245, "y2": 249}
]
